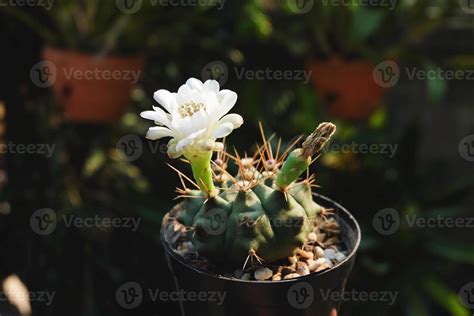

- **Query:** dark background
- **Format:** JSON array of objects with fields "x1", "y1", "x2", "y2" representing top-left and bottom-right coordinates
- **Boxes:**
[{"x1": 0, "y1": 0, "x2": 473, "y2": 315}]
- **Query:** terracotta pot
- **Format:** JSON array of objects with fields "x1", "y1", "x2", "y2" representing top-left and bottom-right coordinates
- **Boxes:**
[
  {"x1": 308, "y1": 56, "x2": 385, "y2": 120},
  {"x1": 42, "y1": 47, "x2": 144, "y2": 123}
]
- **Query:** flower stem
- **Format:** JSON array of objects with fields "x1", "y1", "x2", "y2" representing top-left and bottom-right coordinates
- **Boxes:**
[{"x1": 186, "y1": 151, "x2": 217, "y2": 198}]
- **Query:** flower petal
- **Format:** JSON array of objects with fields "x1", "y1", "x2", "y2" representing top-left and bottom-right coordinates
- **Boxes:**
[
  {"x1": 140, "y1": 108, "x2": 170, "y2": 127},
  {"x1": 216, "y1": 90, "x2": 238, "y2": 119},
  {"x1": 145, "y1": 127, "x2": 173, "y2": 140},
  {"x1": 175, "y1": 129, "x2": 206, "y2": 152},
  {"x1": 167, "y1": 139, "x2": 182, "y2": 159},
  {"x1": 214, "y1": 122, "x2": 235, "y2": 138},
  {"x1": 177, "y1": 84, "x2": 193, "y2": 99},
  {"x1": 203, "y1": 79, "x2": 220, "y2": 94},
  {"x1": 176, "y1": 137, "x2": 194, "y2": 152},
  {"x1": 187, "y1": 128, "x2": 206, "y2": 140},
  {"x1": 153, "y1": 90, "x2": 175, "y2": 112},
  {"x1": 186, "y1": 78, "x2": 204, "y2": 91},
  {"x1": 218, "y1": 113, "x2": 243, "y2": 129}
]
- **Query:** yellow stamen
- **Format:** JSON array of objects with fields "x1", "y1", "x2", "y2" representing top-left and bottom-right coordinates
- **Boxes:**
[{"x1": 178, "y1": 101, "x2": 206, "y2": 118}]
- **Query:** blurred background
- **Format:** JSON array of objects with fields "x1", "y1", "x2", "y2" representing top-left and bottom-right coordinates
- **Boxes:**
[{"x1": 0, "y1": 0, "x2": 473, "y2": 315}]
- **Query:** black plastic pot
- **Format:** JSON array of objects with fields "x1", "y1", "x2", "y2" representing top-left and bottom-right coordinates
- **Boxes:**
[{"x1": 161, "y1": 193, "x2": 361, "y2": 316}]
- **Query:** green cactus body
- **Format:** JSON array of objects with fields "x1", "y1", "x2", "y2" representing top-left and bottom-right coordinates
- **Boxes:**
[
  {"x1": 179, "y1": 179, "x2": 322, "y2": 264},
  {"x1": 175, "y1": 122, "x2": 336, "y2": 266}
]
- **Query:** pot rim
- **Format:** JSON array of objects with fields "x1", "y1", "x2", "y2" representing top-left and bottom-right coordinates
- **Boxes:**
[{"x1": 161, "y1": 193, "x2": 361, "y2": 284}]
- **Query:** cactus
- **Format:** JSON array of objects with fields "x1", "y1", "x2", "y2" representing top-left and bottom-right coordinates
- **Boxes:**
[
  {"x1": 141, "y1": 78, "x2": 336, "y2": 267},
  {"x1": 176, "y1": 122, "x2": 336, "y2": 266}
]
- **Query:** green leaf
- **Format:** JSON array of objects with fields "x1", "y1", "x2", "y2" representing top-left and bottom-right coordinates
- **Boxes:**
[
  {"x1": 426, "y1": 64, "x2": 447, "y2": 104},
  {"x1": 368, "y1": 106, "x2": 387, "y2": 129},
  {"x1": 426, "y1": 241, "x2": 474, "y2": 264},
  {"x1": 423, "y1": 278, "x2": 470, "y2": 316},
  {"x1": 83, "y1": 150, "x2": 106, "y2": 177},
  {"x1": 406, "y1": 288, "x2": 429, "y2": 316},
  {"x1": 349, "y1": 7, "x2": 384, "y2": 43}
]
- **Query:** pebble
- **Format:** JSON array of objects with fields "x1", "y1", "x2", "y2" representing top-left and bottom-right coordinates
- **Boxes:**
[
  {"x1": 316, "y1": 263, "x2": 331, "y2": 272},
  {"x1": 314, "y1": 258, "x2": 327, "y2": 266},
  {"x1": 314, "y1": 246, "x2": 325, "y2": 258},
  {"x1": 241, "y1": 273, "x2": 251, "y2": 280},
  {"x1": 307, "y1": 259, "x2": 319, "y2": 271},
  {"x1": 281, "y1": 266, "x2": 296, "y2": 276},
  {"x1": 283, "y1": 273, "x2": 300, "y2": 280},
  {"x1": 324, "y1": 248, "x2": 336, "y2": 260},
  {"x1": 254, "y1": 267, "x2": 273, "y2": 281},
  {"x1": 296, "y1": 265, "x2": 310, "y2": 276},
  {"x1": 335, "y1": 252, "x2": 347, "y2": 262},
  {"x1": 307, "y1": 232, "x2": 317, "y2": 242},
  {"x1": 297, "y1": 249, "x2": 314, "y2": 260},
  {"x1": 288, "y1": 255, "x2": 298, "y2": 265}
]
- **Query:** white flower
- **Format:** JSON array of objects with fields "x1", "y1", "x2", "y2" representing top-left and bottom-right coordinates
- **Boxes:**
[{"x1": 140, "y1": 78, "x2": 243, "y2": 158}]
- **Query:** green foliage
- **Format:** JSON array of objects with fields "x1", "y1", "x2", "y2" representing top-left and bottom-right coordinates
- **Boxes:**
[{"x1": 2, "y1": 0, "x2": 158, "y2": 53}]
